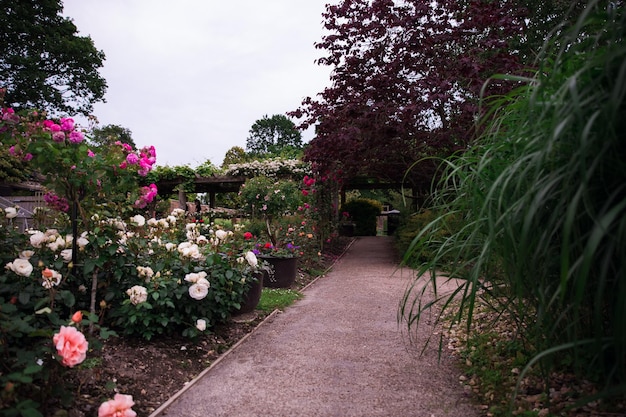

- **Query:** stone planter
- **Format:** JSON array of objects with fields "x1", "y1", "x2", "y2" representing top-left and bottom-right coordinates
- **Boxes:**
[
  {"x1": 235, "y1": 272, "x2": 264, "y2": 314},
  {"x1": 259, "y1": 256, "x2": 298, "y2": 288}
]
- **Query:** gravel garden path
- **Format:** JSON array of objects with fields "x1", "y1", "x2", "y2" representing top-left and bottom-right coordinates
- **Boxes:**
[{"x1": 152, "y1": 236, "x2": 478, "y2": 417}]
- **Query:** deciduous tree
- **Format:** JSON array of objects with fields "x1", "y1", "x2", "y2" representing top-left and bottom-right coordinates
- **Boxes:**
[
  {"x1": 90, "y1": 124, "x2": 135, "y2": 149},
  {"x1": 0, "y1": 0, "x2": 107, "y2": 115},
  {"x1": 291, "y1": 0, "x2": 528, "y2": 193},
  {"x1": 246, "y1": 114, "x2": 303, "y2": 158},
  {"x1": 221, "y1": 146, "x2": 249, "y2": 167}
]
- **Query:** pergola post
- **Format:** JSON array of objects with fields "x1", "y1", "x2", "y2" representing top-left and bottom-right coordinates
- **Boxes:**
[
  {"x1": 209, "y1": 191, "x2": 216, "y2": 209},
  {"x1": 178, "y1": 188, "x2": 187, "y2": 210}
]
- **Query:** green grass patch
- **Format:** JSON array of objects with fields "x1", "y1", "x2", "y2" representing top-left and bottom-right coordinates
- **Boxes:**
[{"x1": 257, "y1": 288, "x2": 303, "y2": 312}]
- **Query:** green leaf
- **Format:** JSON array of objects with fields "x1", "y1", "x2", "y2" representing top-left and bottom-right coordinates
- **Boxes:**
[
  {"x1": 83, "y1": 258, "x2": 97, "y2": 274},
  {"x1": 22, "y1": 365, "x2": 42, "y2": 375},
  {"x1": 16, "y1": 399, "x2": 43, "y2": 417},
  {"x1": 7, "y1": 372, "x2": 33, "y2": 383},
  {"x1": 99, "y1": 327, "x2": 117, "y2": 340},
  {"x1": 58, "y1": 291, "x2": 75, "y2": 307},
  {"x1": 2, "y1": 303, "x2": 17, "y2": 313},
  {"x1": 18, "y1": 291, "x2": 31, "y2": 305}
]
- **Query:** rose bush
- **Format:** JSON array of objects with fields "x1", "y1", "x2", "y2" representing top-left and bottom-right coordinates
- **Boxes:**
[
  {"x1": 0, "y1": 105, "x2": 154, "y2": 416},
  {"x1": 239, "y1": 175, "x2": 319, "y2": 257}
]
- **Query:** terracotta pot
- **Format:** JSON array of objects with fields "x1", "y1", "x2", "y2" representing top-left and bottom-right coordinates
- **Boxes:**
[
  {"x1": 260, "y1": 256, "x2": 298, "y2": 288},
  {"x1": 236, "y1": 272, "x2": 263, "y2": 314}
]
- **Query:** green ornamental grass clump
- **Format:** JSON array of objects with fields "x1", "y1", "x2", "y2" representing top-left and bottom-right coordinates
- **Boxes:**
[{"x1": 401, "y1": 0, "x2": 626, "y2": 408}]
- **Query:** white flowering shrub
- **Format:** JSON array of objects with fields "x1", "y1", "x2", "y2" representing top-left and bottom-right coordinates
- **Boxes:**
[{"x1": 224, "y1": 158, "x2": 311, "y2": 179}]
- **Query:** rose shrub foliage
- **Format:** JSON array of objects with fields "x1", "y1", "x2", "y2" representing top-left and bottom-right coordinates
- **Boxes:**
[{"x1": 0, "y1": 107, "x2": 261, "y2": 416}]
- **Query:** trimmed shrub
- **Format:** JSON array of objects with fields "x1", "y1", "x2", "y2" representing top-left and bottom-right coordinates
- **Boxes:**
[{"x1": 340, "y1": 199, "x2": 382, "y2": 236}]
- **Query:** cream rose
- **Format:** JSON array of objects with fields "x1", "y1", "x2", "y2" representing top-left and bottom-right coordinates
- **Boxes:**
[
  {"x1": 195, "y1": 319, "x2": 207, "y2": 332},
  {"x1": 130, "y1": 214, "x2": 146, "y2": 227},
  {"x1": 10, "y1": 258, "x2": 33, "y2": 277},
  {"x1": 126, "y1": 285, "x2": 148, "y2": 305},
  {"x1": 4, "y1": 207, "x2": 18, "y2": 219},
  {"x1": 245, "y1": 251, "x2": 258, "y2": 268},
  {"x1": 188, "y1": 282, "x2": 209, "y2": 300}
]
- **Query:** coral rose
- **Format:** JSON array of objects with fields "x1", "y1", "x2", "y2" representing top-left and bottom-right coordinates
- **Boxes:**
[
  {"x1": 71, "y1": 311, "x2": 83, "y2": 324},
  {"x1": 53, "y1": 326, "x2": 88, "y2": 367},
  {"x1": 98, "y1": 393, "x2": 136, "y2": 417}
]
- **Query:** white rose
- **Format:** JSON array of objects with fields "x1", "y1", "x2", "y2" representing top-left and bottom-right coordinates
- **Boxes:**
[
  {"x1": 19, "y1": 250, "x2": 35, "y2": 260},
  {"x1": 189, "y1": 249, "x2": 204, "y2": 261},
  {"x1": 177, "y1": 241, "x2": 192, "y2": 252},
  {"x1": 184, "y1": 271, "x2": 208, "y2": 283},
  {"x1": 77, "y1": 233, "x2": 89, "y2": 248},
  {"x1": 215, "y1": 230, "x2": 228, "y2": 241},
  {"x1": 171, "y1": 208, "x2": 185, "y2": 217},
  {"x1": 47, "y1": 236, "x2": 65, "y2": 252},
  {"x1": 60, "y1": 249, "x2": 73, "y2": 263},
  {"x1": 4, "y1": 207, "x2": 18, "y2": 219},
  {"x1": 130, "y1": 214, "x2": 146, "y2": 227},
  {"x1": 188, "y1": 283, "x2": 209, "y2": 300},
  {"x1": 195, "y1": 319, "x2": 207, "y2": 332},
  {"x1": 137, "y1": 266, "x2": 154, "y2": 280},
  {"x1": 45, "y1": 230, "x2": 58, "y2": 242},
  {"x1": 165, "y1": 242, "x2": 177, "y2": 251},
  {"x1": 245, "y1": 251, "x2": 258, "y2": 268},
  {"x1": 147, "y1": 217, "x2": 158, "y2": 226},
  {"x1": 11, "y1": 258, "x2": 33, "y2": 277},
  {"x1": 126, "y1": 285, "x2": 148, "y2": 305},
  {"x1": 29, "y1": 231, "x2": 46, "y2": 248}
]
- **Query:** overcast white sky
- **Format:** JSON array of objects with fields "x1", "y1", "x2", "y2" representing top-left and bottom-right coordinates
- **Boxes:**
[{"x1": 62, "y1": 1, "x2": 332, "y2": 167}]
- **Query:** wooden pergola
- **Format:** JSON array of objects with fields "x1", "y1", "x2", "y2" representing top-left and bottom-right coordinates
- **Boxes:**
[{"x1": 155, "y1": 175, "x2": 246, "y2": 209}]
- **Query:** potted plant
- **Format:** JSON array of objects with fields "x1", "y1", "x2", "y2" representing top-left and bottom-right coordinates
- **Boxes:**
[{"x1": 239, "y1": 177, "x2": 304, "y2": 287}]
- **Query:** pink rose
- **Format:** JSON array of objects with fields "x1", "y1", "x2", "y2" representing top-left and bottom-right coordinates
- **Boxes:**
[
  {"x1": 45, "y1": 121, "x2": 61, "y2": 132},
  {"x1": 60, "y1": 117, "x2": 74, "y2": 131},
  {"x1": 126, "y1": 153, "x2": 139, "y2": 164},
  {"x1": 98, "y1": 394, "x2": 136, "y2": 417},
  {"x1": 53, "y1": 325, "x2": 88, "y2": 367},
  {"x1": 68, "y1": 131, "x2": 84, "y2": 144},
  {"x1": 52, "y1": 131, "x2": 65, "y2": 142}
]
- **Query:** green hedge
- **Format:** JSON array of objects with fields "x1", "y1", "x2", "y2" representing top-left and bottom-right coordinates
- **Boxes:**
[{"x1": 340, "y1": 199, "x2": 382, "y2": 236}]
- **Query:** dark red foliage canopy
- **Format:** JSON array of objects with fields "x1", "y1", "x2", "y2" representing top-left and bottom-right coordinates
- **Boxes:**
[{"x1": 290, "y1": 0, "x2": 528, "y2": 192}]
